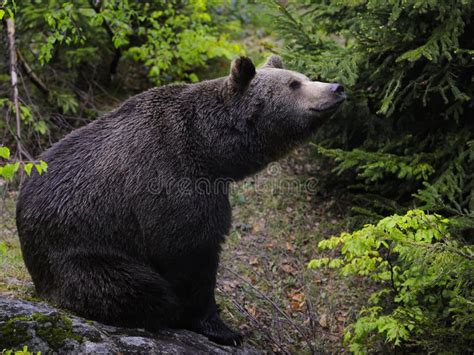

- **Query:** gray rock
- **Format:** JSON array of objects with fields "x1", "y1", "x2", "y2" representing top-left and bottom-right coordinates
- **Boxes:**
[{"x1": 0, "y1": 294, "x2": 259, "y2": 354}]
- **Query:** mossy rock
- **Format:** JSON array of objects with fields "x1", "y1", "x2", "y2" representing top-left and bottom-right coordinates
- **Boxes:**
[
  {"x1": 0, "y1": 295, "x2": 258, "y2": 354},
  {"x1": 0, "y1": 316, "x2": 32, "y2": 349},
  {"x1": 31, "y1": 312, "x2": 83, "y2": 350}
]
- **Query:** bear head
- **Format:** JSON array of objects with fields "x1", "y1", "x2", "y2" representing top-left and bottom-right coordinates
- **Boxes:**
[{"x1": 194, "y1": 55, "x2": 346, "y2": 180}]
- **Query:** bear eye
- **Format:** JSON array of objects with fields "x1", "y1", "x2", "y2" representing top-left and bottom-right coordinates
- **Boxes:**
[{"x1": 289, "y1": 80, "x2": 301, "y2": 90}]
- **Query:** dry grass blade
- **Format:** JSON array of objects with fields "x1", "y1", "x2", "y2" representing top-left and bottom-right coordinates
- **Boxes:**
[
  {"x1": 225, "y1": 266, "x2": 316, "y2": 354},
  {"x1": 217, "y1": 286, "x2": 288, "y2": 354}
]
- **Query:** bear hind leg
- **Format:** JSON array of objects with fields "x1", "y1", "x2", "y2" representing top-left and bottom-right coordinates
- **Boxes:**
[{"x1": 54, "y1": 254, "x2": 179, "y2": 330}]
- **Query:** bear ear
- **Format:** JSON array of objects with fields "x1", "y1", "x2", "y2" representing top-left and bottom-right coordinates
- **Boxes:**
[
  {"x1": 263, "y1": 55, "x2": 284, "y2": 69},
  {"x1": 230, "y1": 56, "x2": 256, "y2": 90}
]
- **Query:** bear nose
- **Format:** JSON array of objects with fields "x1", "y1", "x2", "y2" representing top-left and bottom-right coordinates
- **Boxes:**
[{"x1": 329, "y1": 84, "x2": 344, "y2": 94}]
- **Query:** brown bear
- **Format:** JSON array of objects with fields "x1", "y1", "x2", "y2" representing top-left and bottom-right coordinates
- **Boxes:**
[{"x1": 16, "y1": 56, "x2": 345, "y2": 345}]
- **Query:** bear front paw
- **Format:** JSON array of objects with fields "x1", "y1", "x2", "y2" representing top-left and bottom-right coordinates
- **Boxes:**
[{"x1": 191, "y1": 314, "x2": 243, "y2": 346}]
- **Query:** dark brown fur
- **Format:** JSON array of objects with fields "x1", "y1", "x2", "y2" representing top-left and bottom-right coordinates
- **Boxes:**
[{"x1": 16, "y1": 56, "x2": 345, "y2": 345}]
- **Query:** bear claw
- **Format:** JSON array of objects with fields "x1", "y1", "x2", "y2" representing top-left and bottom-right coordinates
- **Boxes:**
[{"x1": 190, "y1": 314, "x2": 243, "y2": 346}]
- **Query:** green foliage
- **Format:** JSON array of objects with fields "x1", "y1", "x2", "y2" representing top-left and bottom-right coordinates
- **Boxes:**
[
  {"x1": 124, "y1": 1, "x2": 242, "y2": 84},
  {"x1": 309, "y1": 209, "x2": 474, "y2": 353},
  {"x1": 2, "y1": 346, "x2": 39, "y2": 355},
  {"x1": 32, "y1": 0, "x2": 242, "y2": 85},
  {"x1": 317, "y1": 145, "x2": 435, "y2": 183},
  {"x1": 0, "y1": 146, "x2": 47, "y2": 180},
  {"x1": 1, "y1": 0, "x2": 247, "y2": 155},
  {"x1": 0, "y1": 0, "x2": 15, "y2": 20},
  {"x1": 271, "y1": 0, "x2": 474, "y2": 224}
]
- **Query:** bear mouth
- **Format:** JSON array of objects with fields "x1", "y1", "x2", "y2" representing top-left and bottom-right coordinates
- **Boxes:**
[{"x1": 309, "y1": 96, "x2": 345, "y2": 113}]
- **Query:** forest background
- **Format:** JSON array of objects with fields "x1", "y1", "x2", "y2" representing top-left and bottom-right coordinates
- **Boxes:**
[{"x1": 0, "y1": 1, "x2": 473, "y2": 353}]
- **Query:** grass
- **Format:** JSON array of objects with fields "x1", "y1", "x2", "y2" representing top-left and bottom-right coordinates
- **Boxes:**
[
  {"x1": 0, "y1": 193, "x2": 33, "y2": 298},
  {"x1": 0, "y1": 147, "x2": 369, "y2": 353}
]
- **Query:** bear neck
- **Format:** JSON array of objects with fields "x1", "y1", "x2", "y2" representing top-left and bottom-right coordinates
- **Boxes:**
[{"x1": 177, "y1": 79, "x2": 278, "y2": 181}]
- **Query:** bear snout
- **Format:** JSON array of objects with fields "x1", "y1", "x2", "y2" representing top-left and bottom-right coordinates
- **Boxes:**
[{"x1": 329, "y1": 83, "x2": 344, "y2": 94}]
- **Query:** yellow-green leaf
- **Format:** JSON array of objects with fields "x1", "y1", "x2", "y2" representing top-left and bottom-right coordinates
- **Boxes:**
[
  {"x1": 0, "y1": 146, "x2": 10, "y2": 159},
  {"x1": 24, "y1": 163, "x2": 33, "y2": 176}
]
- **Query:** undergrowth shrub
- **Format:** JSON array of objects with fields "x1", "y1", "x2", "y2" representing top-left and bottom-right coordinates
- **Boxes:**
[{"x1": 309, "y1": 209, "x2": 474, "y2": 353}]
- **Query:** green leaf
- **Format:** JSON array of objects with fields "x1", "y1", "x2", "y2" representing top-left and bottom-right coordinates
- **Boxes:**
[
  {"x1": 34, "y1": 160, "x2": 48, "y2": 175},
  {"x1": 0, "y1": 146, "x2": 11, "y2": 159},
  {"x1": 35, "y1": 164, "x2": 43, "y2": 175},
  {"x1": 1, "y1": 162, "x2": 19, "y2": 180},
  {"x1": 39, "y1": 160, "x2": 48, "y2": 173},
  {"x1": 34, "y1": 120, "x2": 48, "y2": 135},
  {"x1": 308, "y1": 258, "x2": 329, "y2": 269},
  {"x1": 24, "y1": 163, "x2": 33, "y2": 176}
]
